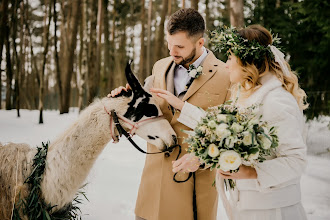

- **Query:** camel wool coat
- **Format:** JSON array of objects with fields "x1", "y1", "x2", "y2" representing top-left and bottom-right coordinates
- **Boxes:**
[{"x1": 135, "y1": 51, "x2": 231, "y2": 220}]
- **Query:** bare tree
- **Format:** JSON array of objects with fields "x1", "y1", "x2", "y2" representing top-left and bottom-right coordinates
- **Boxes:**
[
  {"x1": 86, "y1": 0, "x2": 98, "y2": 104},
  {"x1": 38, "y1": 0, "x2": 52, "y2": 123},
  {"x1": 155, "y1": 0, "x2": 168, "y2": 62},
  {"x1": 146, "y1": 0, "x2": 152, "y2": 77},
  {"x1": 5, "y1": 24, "x2": 12, "y2": 110},
  {"x1": 192, "y1": 0, "x2": 198, "y2": 10},
  {"x1": 58, "y1": 0, "x2": 81, "y2": 114},
  {"x1": 139, "y1": 0, "x2": 146, "y2": 81},
  {"x1": 0, "y1": 0, "x2": 9, "y2": 70},
  {"x1": 77, "y1": 0, "x2": 88, "y2": 111},
  {"x1": 182, "y1": 0, "x2": 185, "y2": 8},
  {"x1": 229, "y1": 0, "x2": 244, "y2": 28}
]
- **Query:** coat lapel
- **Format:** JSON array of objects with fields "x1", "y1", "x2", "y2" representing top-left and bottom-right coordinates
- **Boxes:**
[{"x1": 182, "y1": 51, "x2": 218, "y2": 102}]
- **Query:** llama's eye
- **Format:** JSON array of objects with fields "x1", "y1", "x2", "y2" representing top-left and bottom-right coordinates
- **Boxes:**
[{"x1": 147, "y1": 135, "x2": 156, "y2": 140}]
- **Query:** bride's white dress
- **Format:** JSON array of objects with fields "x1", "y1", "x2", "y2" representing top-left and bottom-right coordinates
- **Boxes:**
[{"x1": 177, "y1": 73, "x2": 308, "y2": 220}]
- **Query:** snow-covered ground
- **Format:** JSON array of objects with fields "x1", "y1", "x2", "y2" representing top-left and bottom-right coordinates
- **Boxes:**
[{"x1": 1, "y1": 109, "x2": 330, "y2": 220}]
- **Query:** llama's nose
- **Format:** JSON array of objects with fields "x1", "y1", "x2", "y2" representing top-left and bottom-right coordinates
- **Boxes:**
[{"x1": 172, "y1": 135, "x2": 177, "y2": 145}]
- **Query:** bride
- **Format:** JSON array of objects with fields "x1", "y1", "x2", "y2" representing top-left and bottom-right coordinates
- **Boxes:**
[{"x1": 151, "y1": 25, "x2": 308, "y2": 220}]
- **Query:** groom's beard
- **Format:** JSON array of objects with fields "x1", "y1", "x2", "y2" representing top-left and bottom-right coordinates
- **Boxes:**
[{"x1": 175, "y1": 48, "x2": 196, "y2": 66}]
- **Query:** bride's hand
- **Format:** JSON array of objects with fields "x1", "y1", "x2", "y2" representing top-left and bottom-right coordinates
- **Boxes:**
[
  {"x1": 172, "y1": 153, "x2": 201, "y2": 173},
  {"x1": 150, "y1": 88, "x2": 184, "y2": 111},
  {"x1": 217, "y1": 165, "x2": 257, "y2": 179}
]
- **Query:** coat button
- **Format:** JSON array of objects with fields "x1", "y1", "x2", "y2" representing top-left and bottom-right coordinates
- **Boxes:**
[{"x1": 209, "y1": 70, "x2": 212, "y2": 72}]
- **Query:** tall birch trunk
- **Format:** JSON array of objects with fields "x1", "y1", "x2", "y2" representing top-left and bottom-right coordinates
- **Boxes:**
[
  {"x1": 229, "y1": 0, "x2": 244, "y2": 28},
  {"x1": 155, "y1": 0, "x2": 168, "y2": 62}
]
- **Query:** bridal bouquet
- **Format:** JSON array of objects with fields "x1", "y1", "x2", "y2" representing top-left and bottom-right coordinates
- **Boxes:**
[{"x1": 184, "y1": 101, "x2": 279, "y2": 189}]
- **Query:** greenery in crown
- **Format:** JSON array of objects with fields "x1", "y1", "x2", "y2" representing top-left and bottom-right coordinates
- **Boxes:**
[{"x1": 209, "y1": 26, "x2": 281, "y2": 66}]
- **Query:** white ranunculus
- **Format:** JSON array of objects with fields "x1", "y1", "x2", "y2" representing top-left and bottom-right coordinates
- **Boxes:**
[
  {"x1": 231, "y1": 122, "x2": 244, "y2": 133},
  {"x1": 208, "y1": 120, "x2": 217, "y2": 128},
  {"x1": 259, "y1": 135, "x2": 272, "y2": 149},
  {"x1": 242, "y1": 131, "x2": 253, "y2": 146},
  {"x1": 215, "y1": 124, "x2": 231, "y2": 138},
  {"x1": 248, "y1": 151, "x2": 259, "y2": 161},
  {"x1": 218, "y1": 150, "x2": 242, "y2": 172},
  {"x1": 208, "y1": 144, "x2": 220, "y2": 158},
  {"x1": 217, "y1": 114, "x2": 228, "y2": 123},
  {"x1": 197, "y1": 66, "x2": 203, "y2": 72},
  {"x1": 189, "y1": 69, "x2": 198, "y2": 78}
]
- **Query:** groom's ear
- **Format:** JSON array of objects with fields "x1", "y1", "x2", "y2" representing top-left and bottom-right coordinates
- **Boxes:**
[{"x1": 125, "y1": 61, "x2": 145, "y2": 96}]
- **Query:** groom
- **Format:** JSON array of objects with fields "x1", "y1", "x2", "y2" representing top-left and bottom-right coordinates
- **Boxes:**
[
  {"x1": 135, "y1": 8, "x2": 231, "y2": 220},
  {"x1": 111, "y1": 8, "x2": 230, "y2": 220}
]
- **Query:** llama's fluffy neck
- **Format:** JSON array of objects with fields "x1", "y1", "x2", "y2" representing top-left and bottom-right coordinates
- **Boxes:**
[{"x1": 40, "y1": 96, "x2": 131, "y2": 209}]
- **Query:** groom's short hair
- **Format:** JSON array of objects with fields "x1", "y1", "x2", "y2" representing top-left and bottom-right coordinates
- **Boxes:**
[{"x1": 166, "y1": 8, "x2": 205, "y2": 39}]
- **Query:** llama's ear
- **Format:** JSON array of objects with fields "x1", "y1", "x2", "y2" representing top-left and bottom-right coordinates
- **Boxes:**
[{"x1": 125, "y1": 61, "x2": 144, "y2": 95}]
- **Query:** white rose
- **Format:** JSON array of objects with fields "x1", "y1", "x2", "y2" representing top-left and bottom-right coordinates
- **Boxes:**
[
  {"x1": 218, "y1": 150, "x2": 242, "y2": 172},
  {"x1": 217, "y1": 114, "x2": 227, "y2": 123},
  {"x1": 215, "y1": 124, "x2": 231, "y2": 138},
  {"x1": 231, "y1": 122, "x2": 244, "y2": 133},
  {"x1": 196, "y1": 66, "x2": 203, "y2": 72},
  {"x1": 242, "y1": 131, "x2": 253, "y2": 146},
  {"x1": 189, "y1": 69, "x2": 198, "y2": 78},
  {"x1": 208, "y1": 120, "x2": 217, "y2": 128},
  {"x1": 208, "y1": 144, "x2": 220, "y2": 157},
  {"x1": 259, "y1": 135, "x2": 272, "y2": 149}
]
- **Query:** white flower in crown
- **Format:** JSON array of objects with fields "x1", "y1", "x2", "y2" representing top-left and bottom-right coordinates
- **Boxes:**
[{"x1": 188, "y1": 64, "x2": 203, "y2": 79}]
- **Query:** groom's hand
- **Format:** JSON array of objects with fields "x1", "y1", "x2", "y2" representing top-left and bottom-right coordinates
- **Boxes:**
[
  {"x1": 172, "y1": 153, "x2": 201, "y2": 173},
  {"x1": 107, "y1": 83, "x2": 131, "y2": 97}
]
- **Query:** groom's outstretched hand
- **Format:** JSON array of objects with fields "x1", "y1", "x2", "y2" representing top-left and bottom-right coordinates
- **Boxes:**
[
  {"x1": 172, "y1": 153, "x2": 201, "y2": 173},
  {"x1": 107, "y1": 83, "x2": 131, "y2": 97}
]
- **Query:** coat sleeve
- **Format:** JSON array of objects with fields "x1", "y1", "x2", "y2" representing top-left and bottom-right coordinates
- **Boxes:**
[
  {"x1": 254, "y1": 92, "x2": 307, "y2": 190},
  {"x1": 177, "y1": 102, "x2": 206, "y2": 129}
]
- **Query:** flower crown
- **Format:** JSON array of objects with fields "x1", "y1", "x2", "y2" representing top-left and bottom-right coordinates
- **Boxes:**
[{"x1": 209, "y1": 26, "x2": 281, "y2": 66}]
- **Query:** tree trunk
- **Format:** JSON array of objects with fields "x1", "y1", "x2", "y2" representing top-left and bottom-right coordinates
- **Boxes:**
[
  {"x1": 181, "y1": 0, "x2": 185, "y2": 8},
  {"x1": 168, "y1": 0, "x2": 172, "y2": 16},
  {"x1": 0, "y1": 0, "x2": 9, "y2": 76},
  {"x1": 86, "y1": 0, "x2": 98, "y2": 104},
  {"x1": 192, "y1": 0, "x2": 198, "y2": 10},
  {"x1": 155, "y1": 0, "x2": 168, "y2": 62},
  {"x1": 58, "y1": 0, "x2": 81, "y2": 114},
  {"x1": 77, "y1": 0, "x2": 87, "y2": 112},
  {"x1": 139, "y1": 0, "x2": 146, "y2": 81},
  {"x1": 53, "y1": 0, "x2": 62, "y2": 112},
  {"x1": 38, "y1": 0, "x2": 52, "y2": 124},
  {"x1": 229, "y1": 0, "x2": 244, "y2": 28},
  {"x1": 102, "y1": 0, "x2": 110, "y2": 93},
  {"x1": 5, "y1": 25, "x2": 12, "y2": 110},
  {"x1": 96, "y1": 0, "x2": 103, "y2": 95},
  {"x1": 146, "y1": 0, "x2": 152, "y2": 78}
]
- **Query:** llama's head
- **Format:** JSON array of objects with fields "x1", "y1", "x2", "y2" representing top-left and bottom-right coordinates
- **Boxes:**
[{"x1": 106, "y1": 62, "x2": 177, "y2": 151}]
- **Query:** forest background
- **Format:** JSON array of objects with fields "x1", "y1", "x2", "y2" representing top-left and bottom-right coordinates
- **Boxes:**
[{"x1": 0, "y1": 0, "x2": 329, "y2": 123}]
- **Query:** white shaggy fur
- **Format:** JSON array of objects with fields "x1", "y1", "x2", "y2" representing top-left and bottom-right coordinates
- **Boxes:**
[{"x1": 0, "y1": 96, "x2": 176, "y2": 219}]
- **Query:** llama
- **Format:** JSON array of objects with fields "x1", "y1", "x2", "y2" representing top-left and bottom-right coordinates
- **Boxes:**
[{"x1": 0, "y1": 63, "x2": 177, "y2": 219}]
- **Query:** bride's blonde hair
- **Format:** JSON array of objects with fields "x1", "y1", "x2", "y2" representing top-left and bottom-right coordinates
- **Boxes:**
[{"x1": 231, "y1": 25, "x2": 308, "y2": 110}]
